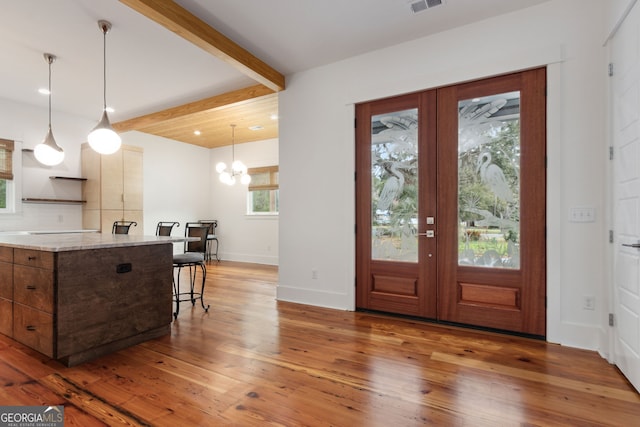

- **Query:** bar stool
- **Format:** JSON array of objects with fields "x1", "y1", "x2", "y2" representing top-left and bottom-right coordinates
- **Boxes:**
[
  {"x1": 156, "y1": 221, "x2": 180, "y2": 236},
  {"x1": 198, "y1": 220, "x2": 219, "y2": 261},
  {"x1": 172, "y1": 222, "x2": 210, "y2": 319},
  {"x1": 112, "y1": 221, "x2": 137, "y2": 234}
]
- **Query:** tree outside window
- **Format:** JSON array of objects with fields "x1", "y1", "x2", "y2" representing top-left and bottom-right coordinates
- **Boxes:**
[{"x1": 247, "y1": 166, "x2": 278, "y2": 214}]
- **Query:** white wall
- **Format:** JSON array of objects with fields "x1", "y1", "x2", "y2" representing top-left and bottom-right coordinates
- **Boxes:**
[
  {"x1": 210, "y1": 138, "x2": 279, "y2": 265},
  {"x1": 120, "y1": 131, "x2": 211, "y2": 241},
  {"x1": 278, "y1": 0, "x2": 610, "y2": 350}
]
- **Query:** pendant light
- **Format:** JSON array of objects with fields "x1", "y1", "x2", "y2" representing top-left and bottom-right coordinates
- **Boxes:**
[
  {"x1": 216, "y1": 124, "x2": 251, "y2": 185},
  {"x1": 88, "y1": 20, "x2": 121, "y2": 155},
  {"x1": 34, "y1": 53, "x2": 65, "y2": 166}
]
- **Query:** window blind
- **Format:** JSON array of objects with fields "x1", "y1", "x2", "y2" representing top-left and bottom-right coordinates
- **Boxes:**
[
  {"x1": 0, "y1": 139, "x2": 14, "y2": 180},
  {"x1": 248, "y1": 165, "x2": 278, "y2": 191}
]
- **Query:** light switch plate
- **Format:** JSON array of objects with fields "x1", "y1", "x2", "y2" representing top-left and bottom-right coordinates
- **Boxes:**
[{"x1": 569, "y1": 207, "x2": 596, "y2": 223}]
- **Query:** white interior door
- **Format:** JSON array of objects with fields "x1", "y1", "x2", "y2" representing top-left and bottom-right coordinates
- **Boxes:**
[{"x1": 612, "y1": 1, "x2": 640, "y2": 393}]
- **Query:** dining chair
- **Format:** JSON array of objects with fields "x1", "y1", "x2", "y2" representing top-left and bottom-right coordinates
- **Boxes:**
[
  {"x1": 112, "y1": 220, "x2": 137, "y2": 234},
  {"x1": 172, "y1": 222, "x2": 210, "y2": 319}
]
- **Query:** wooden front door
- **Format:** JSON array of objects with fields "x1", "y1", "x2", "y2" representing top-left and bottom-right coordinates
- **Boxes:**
[
  {"x1": 356, "y1": 68, "x2": 546, "y2": 336},
  {"x1": 356, "y1": 90, "x2": 438, "y2": 318}
]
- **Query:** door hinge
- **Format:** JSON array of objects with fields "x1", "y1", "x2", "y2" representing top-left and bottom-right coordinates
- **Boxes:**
[
  {"x1": 608, "y1": 63, "x2": 614, "y2": 77},
  {"x1": 354, "y1": 117, "x2": 357, "y2": 128},
  {"x1": 609, "y1": 313, "x2": 615, "y2": 327},
  {"x1": 609, "y1": 230, "x2": 614, "y2": 243},
  {"x1": 609, "y1": 146, "x2": 614, "y2": 160}
]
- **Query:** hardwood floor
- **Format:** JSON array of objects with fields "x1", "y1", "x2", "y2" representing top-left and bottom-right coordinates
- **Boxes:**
[{"x1": 0, "y1": 261, "x2": 638, "y2": 426}]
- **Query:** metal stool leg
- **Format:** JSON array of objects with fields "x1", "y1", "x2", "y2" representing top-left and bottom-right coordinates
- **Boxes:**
[
  {"x1": 172, "y1": 265, "x2": 181, "y2": 320},
  {"x1": 199, "y1": 263, "x2": 209, "y2": 311},
  {"x1": 212, "y1": 238, "x2": 219, "y2": 261},
  {"x1": 172, "y1": 262, "x2": 209, "y2": 319}
]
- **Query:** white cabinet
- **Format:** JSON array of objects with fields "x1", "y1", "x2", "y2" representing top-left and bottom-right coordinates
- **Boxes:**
[{"x1": 81, "y1": 143, "x2": 143, "y2": 234}]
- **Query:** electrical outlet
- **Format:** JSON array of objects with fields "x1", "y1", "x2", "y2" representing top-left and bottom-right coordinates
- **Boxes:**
[
  {"x1": 311, "y1": 269, "x2": 318, "y2": 280},
  {"x1": 583, "y1": 296, "x2": 595, "y2": 310}
]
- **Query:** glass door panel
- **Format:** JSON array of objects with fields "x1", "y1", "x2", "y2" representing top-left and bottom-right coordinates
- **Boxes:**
[
  {"x1": 457, "y1": 92, "x2": 521, "y2": 269},
  {"x1": 371, "y1": 108, "x2": 419, "y2": 262}
]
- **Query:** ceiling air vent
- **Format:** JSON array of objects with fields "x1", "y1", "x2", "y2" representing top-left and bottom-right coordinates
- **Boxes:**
[{"x1": 410, "y1": 0, "x2": 443, "y2": 14}]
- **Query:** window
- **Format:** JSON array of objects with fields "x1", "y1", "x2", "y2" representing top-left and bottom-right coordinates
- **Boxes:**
[
  {"x1": 0, "y1": 139, "x2": 14, "y2": 212},
  {"x1": 247, "y1": 166, "x2": 278, "y2": 214}
]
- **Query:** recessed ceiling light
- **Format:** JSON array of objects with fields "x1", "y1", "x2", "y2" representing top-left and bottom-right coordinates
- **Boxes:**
[
  {"x1": 194, "y1": 130, "x2": 201, "y2": 136},
  {"x1": 249, "y1": 125, "x2": 264, "y2": 131}
]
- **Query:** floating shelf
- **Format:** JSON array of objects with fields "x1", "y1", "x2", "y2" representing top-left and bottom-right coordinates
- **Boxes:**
[
  {"x1": 22, "y1": 198, "x2": 86, "y2": 204},
  {"x1": 49, "y1": 176, "x2": 87, "y2": 181}
]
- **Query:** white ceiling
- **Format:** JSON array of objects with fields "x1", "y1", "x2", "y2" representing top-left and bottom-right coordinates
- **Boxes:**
[{"x1": 0, "y1": 0, "x2": 550, "y2": 127}]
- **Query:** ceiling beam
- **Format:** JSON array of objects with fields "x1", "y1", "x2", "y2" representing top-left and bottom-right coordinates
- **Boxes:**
[
  {"x1": 119, "y1": 0, "x2": 285, "y2": 92},
  {"x1": 113, "y1": 84, "x2": 274, "y2": 133}
]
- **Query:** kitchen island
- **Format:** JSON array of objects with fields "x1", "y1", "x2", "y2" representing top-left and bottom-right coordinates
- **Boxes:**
[{"x1": 0, "y1": 233, "x2": 178, "y2": 366}]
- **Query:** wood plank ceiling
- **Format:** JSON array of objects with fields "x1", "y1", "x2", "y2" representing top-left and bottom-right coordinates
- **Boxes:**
[{"x1": 114, "y1": 0, "x2": 284, "y2": 148}]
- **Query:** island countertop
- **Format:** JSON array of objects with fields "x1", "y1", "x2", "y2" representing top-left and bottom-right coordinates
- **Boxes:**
[{"x1": 0, "y1": 232, "x2": 185, "y2": 252}]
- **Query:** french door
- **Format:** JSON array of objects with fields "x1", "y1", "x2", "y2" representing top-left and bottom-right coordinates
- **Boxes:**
[{"x1": 356, "y1": 69, "x2": 546, "y2": 336}]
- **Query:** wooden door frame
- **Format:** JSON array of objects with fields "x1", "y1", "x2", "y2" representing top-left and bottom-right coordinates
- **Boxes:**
[{"x1": 356, "y1": 68, "x2": 547, "y2": 336}]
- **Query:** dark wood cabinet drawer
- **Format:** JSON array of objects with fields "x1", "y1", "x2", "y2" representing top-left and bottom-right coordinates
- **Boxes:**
[
  {"x1": 13, "y1": 249, "x2": 54, "y2": 269},
  {"x1": 13, "y1": 303, "x2": 53, "y2": 357},
  {"x1": 0, "y1": 261, "x2": 12, "y2": 299},
  {"x1": 13, "y1": 265, "x2": 54, "y2": 314},
  {"x1": 0, "y1": 297, "x2": 12, "y2": 337},
  {"x1": 0, "y1": 246, "x2": 12, "y2": 263}
]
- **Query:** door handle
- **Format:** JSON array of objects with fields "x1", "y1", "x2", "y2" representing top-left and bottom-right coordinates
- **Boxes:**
[
  {"x1": 417, "y1": 230, "x2": 435, "y2": 237},
  {"x1": 622, "y1": 243, "x2": 640, "y2": 248}
]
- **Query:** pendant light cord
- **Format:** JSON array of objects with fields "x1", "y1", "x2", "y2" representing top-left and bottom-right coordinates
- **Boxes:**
[
  {"x1": 231, "y1": 124, "x2": 236, "y2": 165},
  {"x1": 48, "y1": 57, "x2": 52, "y2": 128},
  {"x1": 102, "y1": 25, "x2": 107, "y2": 111}
]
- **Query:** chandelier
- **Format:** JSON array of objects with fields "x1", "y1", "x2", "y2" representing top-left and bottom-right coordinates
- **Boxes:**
[{"x1": 216, "y1": 124, "x2": 251, "y2": 185}]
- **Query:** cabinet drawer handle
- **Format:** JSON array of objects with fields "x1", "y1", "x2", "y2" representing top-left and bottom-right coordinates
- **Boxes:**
[
  {"x1": 26, "y1": 326, "x2": 36, "y2": 331},
  {"x1": 26, "y1": 285, "x2": 37, "y2": 290},
  {"x1": 28, "y1": 256, "x2": 37, "y2": 261}
]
